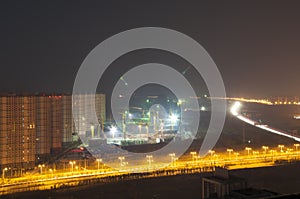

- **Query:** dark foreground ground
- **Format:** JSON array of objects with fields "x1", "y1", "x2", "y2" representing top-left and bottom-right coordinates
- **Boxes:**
[{"x1": 4, "y1": 163, "x2": 300, "y2": 199}]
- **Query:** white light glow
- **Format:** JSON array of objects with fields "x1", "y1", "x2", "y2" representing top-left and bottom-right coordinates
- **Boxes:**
[
  {"x1": 109, "y1": 126, "x2": 117, "y2": 138},
  {"x1": 230, "y1": 101, "x2": 241, "y2": 116},
  {"x1": 169, "y1": 114, "x2": 178, "y2": 123}
]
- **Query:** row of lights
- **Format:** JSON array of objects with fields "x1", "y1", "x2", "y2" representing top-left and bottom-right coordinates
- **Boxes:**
[
  {"x1": 9, "y1": 143, "x2": 300, "y2": 180},
  {"x1": 187, "y1": 144, "x2": 300, "y2": 161}
]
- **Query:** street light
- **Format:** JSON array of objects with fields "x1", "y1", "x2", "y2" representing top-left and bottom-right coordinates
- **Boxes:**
[
  {"x1": 96, "y1": 158, "x2": 102, "y2": 171},
  {"x1": 118, "y1": 156, "x2": 125, "y2": 167},
  {"x1": 269, "y1": 149, "x2": 276, "y2": 160},
  {"x1": 38, "y1": 164, "x2": 45, "y2": 175},
  {"x1": 262, "y1": 146, "x2": 269, "y2": 154},
  {"x1": 146, "y1": 155, "x2": 153, "y2": 169},
  {"x1": 2, "y1": 168, "x2": 8, "y2": 180},
  {"x1": 208, "y1": 150, "x2": 215, "y2": 158},
  {"x1": 234, "y1": 152, "x2": 239, "y2": 159},
  {"x1": 69, "y1": 161, "x2": 76, "y2": 173},
  {"x1": 49, "y1": 169, "x2": 54, "y2": 178},
  {"x1": 190, "y1": 151, "x2": 197, "y2": 163},
  {"x1": 245, "y1": 147, "x2": 252, "y2": 156},
  {"x1": 226, "y1": 149, "x2": 233, "y2": 159},
  {"x1": 138, "y1": 125, "x2": 142, "y2": 136},
  {"x1": 169, "y1": 153, "x2": 176, "y2": 166},
  {"x1": 278, "y1": 144, "x2": 285, "y2": 152},
  {"x1": 294, "y1": 143, "x2": 299, "y2": 151},
  {"x1": 253, "y1": 151, "x2": 259, "y2": 157}
]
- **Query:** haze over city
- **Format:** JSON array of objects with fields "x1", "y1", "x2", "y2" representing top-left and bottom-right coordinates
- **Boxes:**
[
  {"x1": 1, "y1": 1, "x2": 300, "y2": 97},
  {"x1": 1, "y1": 1, "x2": 300, "y2": 199}
]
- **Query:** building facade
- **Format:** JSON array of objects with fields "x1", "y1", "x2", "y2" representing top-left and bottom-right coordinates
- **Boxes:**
[
  {"x1": 0, "y1": 95, "x2": 36, "y2": 173},
  {"x1": 0, "y1": 93, "x2": 106, "y2": 174}
]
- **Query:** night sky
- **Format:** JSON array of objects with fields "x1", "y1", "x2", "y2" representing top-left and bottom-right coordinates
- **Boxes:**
[{"x1": 1, "y1": 1, "x2": 300, "y2": 97}]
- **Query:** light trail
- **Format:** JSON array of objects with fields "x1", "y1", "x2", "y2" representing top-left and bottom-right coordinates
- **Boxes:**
[{"x1": 231, "y1": 101, "x2": 300, "y2": 142}]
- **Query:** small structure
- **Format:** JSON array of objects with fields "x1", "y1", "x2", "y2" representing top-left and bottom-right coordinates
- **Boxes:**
[{"x1": 202, "y1": 167, "x2": 247, "y2": 199}]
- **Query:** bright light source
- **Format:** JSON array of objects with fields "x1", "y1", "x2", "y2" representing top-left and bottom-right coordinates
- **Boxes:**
[
  {"x1": 109, "y1": 126, "x2": 117, "y2": 138},
  {"x1": 201, "y1": 106, "x2": 206, "y2": 111},
  {"x1": 230, "y1": 101, "x2": 241, "y2": 116},
  {"x1": 169, "y1": 114, "x2": 178, "y2": 123}
]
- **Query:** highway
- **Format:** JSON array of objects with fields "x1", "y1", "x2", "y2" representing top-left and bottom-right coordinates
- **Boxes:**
[
  {"x1": 231, "y1": 101, "x2": 300, "y2": 142},
  {"x1": 1, "y1": 144, "x2": 300, "y2": 196}
]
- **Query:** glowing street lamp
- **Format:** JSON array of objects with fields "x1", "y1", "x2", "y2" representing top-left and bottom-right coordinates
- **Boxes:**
[
  {"x1": 138, "y1": 125, "x2": 142, "y2": 135},
  {"x1": 234, "y1": 152, "x2": 239, "y2": 159},
  {"x1": 269, "y1": 149, "x2": 276, "y2": 160},
  {"x1": 49, "y1": 169, "x2": 54, "y2": 178},
  {"x1": 118, "y1": 156, "x2": 125, "y2": 167},
  {"x1": 253, "y1": 151, "x2": 259, "y2": 157},
  {"x1": 169, "y1": 153, "x2": 176, "y2": 166},
  {"x1": 190, "y1": 151, "x2": 197, "y2": 162},
  {"x1": 2, "y1": 168, "x2": 8, "y2": 180},
  {"x1": 69, "y1": 161, "x2": 76, "y2": 173},
  {"x1": 226, "y1": 149, "x2": 233, "y2": 159},
  {"x1": 96, "y1": 158, "x2": 102, "y2": 171},
  {"x1": 38, "y1": 164, "x2": 45, "y2": 175},
  {"x1": 208, "y1": 150, "x2": 215, "y2": 158},
  {"x1": 245, "y1": 147, "x2": 252, "y2": 156},
  {"x1": 286, "y1": 148, "x2": 293, "y2": 153},
  {"x1": 262, "y1": 146, "x2": 269, "y2": 154},
  {"x1": 278, "y1": 145, "x2": 285, "y2": 153},
  {"x1": 294, "y1": 143, "x2": 300, "y2": 151},
  {"x1": 146, "y1": 155, "x2": 153, "y2": 169}
]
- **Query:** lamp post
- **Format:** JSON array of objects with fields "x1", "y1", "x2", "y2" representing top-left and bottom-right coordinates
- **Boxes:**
[
  {"x1": 234, "y1": 152, "x2": 239, "y2": 160},
  {"x1": 146, "y1": 155, "x2": 153, "y2": 169},
  {"x1": 2, "y1": 168, "x2": 8, "y2": 181},
  {"x1": 294, "y1": 144, "x2": 300, "y2": 159},
  {"x1": 38, "y1": 164, "x2": 45, "y2": 175},
  {"x1": 190, "y1": 151, "x2": 197, "y2": 163},
  {"x1": 253, "y1": 151, "x2": 259, "y2": 157},
  {"x1": 226, "y1": 149, "x2": 233, "y2": 160},
  {"x1": 245, "y1": 147, "x2": 252, "y2": 156},
  {"x1": 278, "y1": 145, "x2": 285, "y2": 153},
  {"x1": 69, "y1": 161, "x2": 76, "y2": 173},
  {"x1": 118, "y1": 156, "x2": 125, "y2": 167},
  {"x1": 169, "y1": 153, "x2": 176, "y2": 167},
  {"x1": 262, "y1": 146, "x2": 269, "y2": 154},
  {"x1": 49, "y1": 169, "x2": 53, "y2": 178},
  {"x1": 96, "y1": 158, "x2": 102, "y2": 171},
  {"x1": 270, "y1": 149, "x2": 276, "y2": 161},
  {"x1": 208, "y1": 150, "x2": 215, "y2": 159},
  {"x1": 138, "y1": 125, "x2": 142, "y2": 136}
]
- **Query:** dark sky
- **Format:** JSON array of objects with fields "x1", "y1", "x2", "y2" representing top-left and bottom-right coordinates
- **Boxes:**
[{"x1": 1, "y1": 1, "x2": 300, "y2": 97}]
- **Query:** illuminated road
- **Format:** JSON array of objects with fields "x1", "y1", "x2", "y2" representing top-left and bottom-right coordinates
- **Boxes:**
[
  {"x1": 1, "y1": 145, "x2": 300, "y2": 196},
  {"x1": 231, "y1": 101, "x2": 300, "y2": 142}
]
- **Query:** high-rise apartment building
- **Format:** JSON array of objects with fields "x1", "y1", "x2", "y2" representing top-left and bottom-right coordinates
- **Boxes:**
[
  {"x1": 0, "y1": 94, "x2": 36, "y2": 173},
  {"x1": 0, "y1": 93, "x2": 106, "y2": 173}
]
